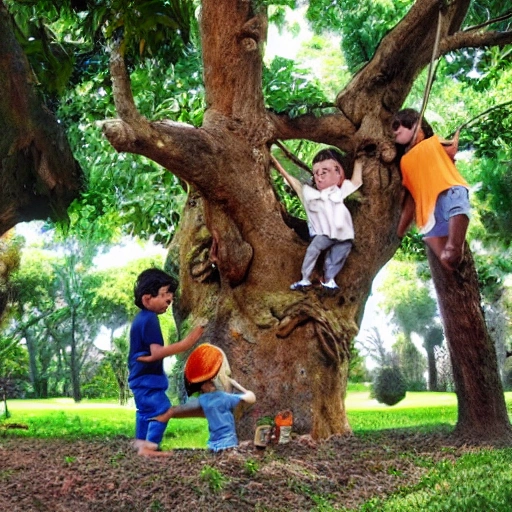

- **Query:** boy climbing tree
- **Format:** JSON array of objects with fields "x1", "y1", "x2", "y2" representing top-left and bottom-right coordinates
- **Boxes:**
[{"x1": 272, "y1": 149, "x2": 363, "y2": 291}]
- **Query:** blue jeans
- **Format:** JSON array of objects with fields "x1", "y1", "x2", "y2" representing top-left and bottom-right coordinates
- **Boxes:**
[
  {"x1": 424, "y1": 186, "x2": 470, "y2": 238},
  {"x1": 133, "y1": 387, "x2": 171, "y2": 445}
]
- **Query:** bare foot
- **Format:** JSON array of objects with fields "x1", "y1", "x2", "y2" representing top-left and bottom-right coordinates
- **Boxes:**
[
  {"x1": 137, "y1": 446, "x2": 173, "y2": 457},
  {"x1": 131, "y1": 439, "x2": 146, "y2": 450}
]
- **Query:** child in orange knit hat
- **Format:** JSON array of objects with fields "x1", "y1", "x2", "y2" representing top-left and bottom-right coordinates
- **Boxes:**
[{"x1": 152, "y1": 343, "x2": 255, "y2": 452}]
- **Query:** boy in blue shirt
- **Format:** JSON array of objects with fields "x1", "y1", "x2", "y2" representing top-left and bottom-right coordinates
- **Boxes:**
[{"x1": 128, "y1": 268, "x2": 205, "y2": 456}]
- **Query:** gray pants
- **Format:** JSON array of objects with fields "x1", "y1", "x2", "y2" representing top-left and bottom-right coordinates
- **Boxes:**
[{"x1": 301, "y1": 235, "x2": 353, "y2": 281}]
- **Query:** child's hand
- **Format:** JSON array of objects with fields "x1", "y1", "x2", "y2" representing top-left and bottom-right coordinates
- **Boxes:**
[
  {"x1": 136, "y1": 354, "x2": 153, "y2": 363},
  {"x1": 195, "y1": 317, "x2": 209, "y2": 328},
  {"x1": 150, "y1": 408, "x2": 174, "y2": 423}
]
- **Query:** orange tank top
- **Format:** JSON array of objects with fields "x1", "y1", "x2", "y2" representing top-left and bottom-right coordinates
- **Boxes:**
[{"x1": 401, "y1": 135, "x2": 468, "y2": 232}]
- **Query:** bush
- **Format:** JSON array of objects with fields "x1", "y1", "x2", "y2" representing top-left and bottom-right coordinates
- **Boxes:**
[{"x1": 372, "y1": 366, "x2": 407, "y2": 406}]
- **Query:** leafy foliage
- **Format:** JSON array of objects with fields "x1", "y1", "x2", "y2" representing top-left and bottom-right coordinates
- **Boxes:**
[
  {"x1": 379, "y1": 260, "x2": 437, "y2": 340},
  {"x1": 263, "y1": 56, "x2": 329, "y2": 116},
  {"x1": 5, "y1": 0, "x2": 198, "y2": 100},
  {"x1": 392, "y1": 333, "x2": 427, "y2": 391},
  {"x1": 5, "y1": 0, "x2": 201, "y2": 245},
  {"x1": 58, "y1": 53, "x2": 204, "y2": 244},
  {"x1": 306, "y1": 0, "x2": 412, "y2": 73}
]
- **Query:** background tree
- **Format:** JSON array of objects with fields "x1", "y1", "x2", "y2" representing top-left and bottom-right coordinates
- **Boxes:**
[
  {"x1": 6, "y1": 231, "x2": 172, "y2": 401},
  {"x1": 0, "y1": 334, "x2": 29, "y2": 417},
  {"x1": 357, "y1": 326, "x2": 395, "y2": 369},
  {"x1": 379, "y1": 260, "x2": 437, "y2": 390},
  {"x1": 9, "y1": 248, "x2": 59, "y2": 398},
  {"x1": 424, "y1": 325, "x2": 444, "y2": 391},
  {"x1": 392, "y1": 333, "x2": 427, "y2": 391},
  {"x1": 98, "y1": 330, "x2": 130, "y2": 404}
]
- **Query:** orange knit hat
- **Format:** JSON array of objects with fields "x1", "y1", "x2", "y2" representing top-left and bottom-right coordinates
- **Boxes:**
[{"x1": 184, "y1": 344, "x2": 224, "y2": 384}]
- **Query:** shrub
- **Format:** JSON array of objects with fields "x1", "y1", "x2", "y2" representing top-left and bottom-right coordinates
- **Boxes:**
[{"x1": 372, "y1": 366, "x2": 407, "y2": 406}]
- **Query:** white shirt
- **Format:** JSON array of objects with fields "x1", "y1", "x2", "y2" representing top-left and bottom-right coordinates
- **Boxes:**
[{"x1": 300, "y1": 180, "x2": 359, "y2": 241}]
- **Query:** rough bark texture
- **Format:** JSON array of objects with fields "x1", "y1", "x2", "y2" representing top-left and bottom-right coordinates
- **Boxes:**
[
  {"x1": 0, "y1": 3, "x2": 82, "y2": 236},
  {"x1": 0, "y1": 3, "x2": 83, "y2": 317},
  {"x1": 98, "y1": 0, "x2": 512, "y2": 441},
  {"x1": 428, "y1": 248, "x2": 511, "y2": 438}
]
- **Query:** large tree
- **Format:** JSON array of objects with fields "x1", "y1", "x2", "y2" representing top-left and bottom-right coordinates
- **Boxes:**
[
  {"x1": 2, "y1": 1, "x2": 511, "y2": 440},
  {"x1": 100, "y1": 0, "x2": 512, "y2": 440}
]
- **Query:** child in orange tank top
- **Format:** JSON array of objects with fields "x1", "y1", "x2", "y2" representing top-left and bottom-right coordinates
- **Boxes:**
[{"x1": 393, "y1": 109, "x2": 470, "y2": 271}]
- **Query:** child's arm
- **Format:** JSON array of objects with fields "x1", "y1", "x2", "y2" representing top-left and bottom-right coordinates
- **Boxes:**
[
  {"x1": 137, "y1": 323, "x2": 206, "y2": 363},
  {"x1": 397, "y1": 190, "x2": 415, "y2": 238},
  {"x1": 349, "y1": 158, "x2": 363, "y2": 189},
  {"x1": 270, "y1": 155, "x2": 303, "y2": 197},
  {"x1": 228, "y1": 377, "x2": 256, "y2": 404},
  {"x1": 150, "y1": 398, "x2": 205, "y2": 422}
]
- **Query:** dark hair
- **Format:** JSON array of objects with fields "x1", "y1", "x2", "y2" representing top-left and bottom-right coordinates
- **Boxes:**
[
  {"x1": 134, "y1": 268, "x2": 177, "y2": 309},
  {"x1": 312, "y1": 148, "x2": 345, "y2": 167},
  {"x1": 185, "y1": 379, "x2": 204, "y2": 397},
  {"x1": 392, "y1": 108, "x2": 434, "y2": 140}
]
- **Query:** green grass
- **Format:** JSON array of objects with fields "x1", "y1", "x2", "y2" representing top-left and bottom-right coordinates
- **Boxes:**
[
  {"x1": 1, "y1": 397, "x2": 209, "y2": 449},
  {"x1": 346, "y1": 391, "x2": 459, "y2": 432},
  {"x1": 352, "y1": 448, "x2": 512, "y2": 512},
  {"x1": 2, "y1": 391, "x2": 510, "y2": 445}
]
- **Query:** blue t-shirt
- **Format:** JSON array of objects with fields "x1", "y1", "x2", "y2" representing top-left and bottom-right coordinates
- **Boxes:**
[
  {"x1": 128, "y1": 309, "x2": 168, "y2": 390},
  {"x1": 199, "y1": 391, "x2": 243, "y2": 451}
]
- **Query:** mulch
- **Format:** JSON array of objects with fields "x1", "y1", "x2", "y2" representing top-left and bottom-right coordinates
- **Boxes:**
[{"x1": 0, "y1": 430, "x2": 497, "y2": 511}]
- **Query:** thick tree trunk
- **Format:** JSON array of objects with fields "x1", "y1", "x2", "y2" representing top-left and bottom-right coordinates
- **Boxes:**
[{"x1": 428, "y1": 248, "x2": 511, "y2": 439}]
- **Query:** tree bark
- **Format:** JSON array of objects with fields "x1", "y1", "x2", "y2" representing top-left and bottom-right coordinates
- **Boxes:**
[
  {"x1": 0, "y1": 2, "x2": 82, "y2": 235},
  {"x1": 101, "y1": 0, "x2": 512, "y2": 440},
  {"x1": 428, "y1": 247, "x2": 511, "y2": 439},
  {"x1": 426, "y1": 345, "x2": 439, "y2": 392}
]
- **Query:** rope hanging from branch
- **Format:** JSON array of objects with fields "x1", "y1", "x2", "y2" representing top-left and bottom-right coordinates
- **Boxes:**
[{"x1": 411, "y1": 8, "x2": 444, "y2": 145}]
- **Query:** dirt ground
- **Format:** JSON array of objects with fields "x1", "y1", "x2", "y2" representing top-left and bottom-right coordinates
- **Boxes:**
[{"x1": 0, "y1": 430, "x2": 497, "y2": 512}]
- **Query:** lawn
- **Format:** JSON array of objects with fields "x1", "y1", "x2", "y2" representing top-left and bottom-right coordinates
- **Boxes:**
[
  {"x1": 4, "y1": 389, "x2": 508, "y2": 446},
  {"x1": 3, "y1": 396, "x2": 209, "y2": 448}
]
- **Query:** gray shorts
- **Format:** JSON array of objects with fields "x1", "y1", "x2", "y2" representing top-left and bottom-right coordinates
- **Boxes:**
[{"x1": 424, "y1": 186, "x2": 470, "y2": 238}]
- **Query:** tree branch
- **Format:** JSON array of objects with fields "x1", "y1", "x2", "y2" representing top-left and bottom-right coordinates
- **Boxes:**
[
  {"x1": 463, "y1": 10, "x2": 512, "y2": 33},
  {"x1": 274, "y1": 141, "x2": 312, "y2": 176},
  {"x1": 441, "y1": 28, "x2": 512, "y2": 53},
  {"x1": 336, "y1": 0, "x2": 472, "y2": 122},
  {"x1": 449, "y1": 100, "x2": 512, "y2": 137},
  {"x1": 270, "y1": 112, "x2": 356, "y2": 151},
  {"x1": 109, "y1": 36, "x2": 146, "y2": 126},
  {"x1": 201, "y1": 0, "x2": 266, "y2": 118}
]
